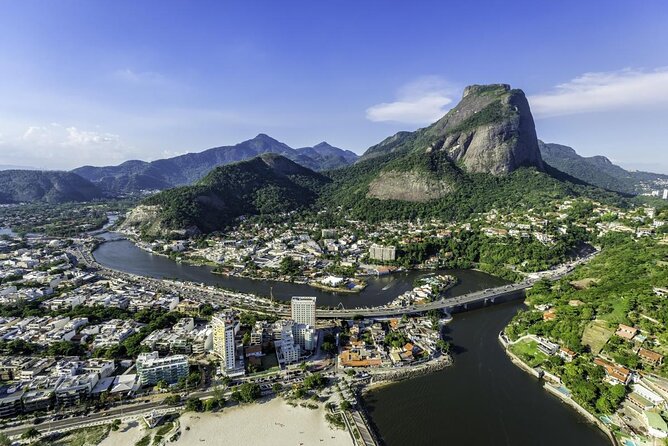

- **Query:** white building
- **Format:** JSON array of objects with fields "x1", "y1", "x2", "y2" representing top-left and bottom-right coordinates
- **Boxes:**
[
  {"x1": 293, "y1": 323, "x2": 316, "y2": 351},
  {"x1": 276, "y1": 321, "x2": 299, "y2": 364},
  {"x1": 644, "y1": 411, "x2": 668, "y2": 438},
  {"x1": 368, "y1": 244, "x2": 396, "y2": 262},
  {"x1": 135, "y1": 352, "x2": 188, "y2": 386},
  {"x1": 291, "y1": 296, "x2": 316, "y2": 327},
  {"x1": 212, "y1": 313, "x2": 236, "y2": 372}
]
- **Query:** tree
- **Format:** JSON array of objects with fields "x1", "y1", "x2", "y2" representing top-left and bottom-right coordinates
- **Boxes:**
[
  {"x1": 340, "y1": 400, "x2": 352, "y2": 411},
  {"x1": 187, "y1": 371, "x2": 202, "y2": 388},
  {"x1": 303, "y1": 373, "x2": 326, "y2": 390},
  {"x1": 164, "y1": 395, "x2": 181, "y2": 406},
  {"x1": 185, "y1": 397, "x2": 204, "y2": 412},
  {"x1": 203, "y1": 397, "x2": 221, "y2": 412},
  {"x1": 22, "y1": 427, "x2": 40, "y2": 440},
  {"x1": 272, "y1": 383, "x2": 283, "y2": 393},
  {"x1": 321, "y1": 341, "x2": 337, "y2": 355},
  {"x1": 436, "y1": 339, "x2": 450, "y2": 353},
  {"x1": 238, "y1": 382, "x2": 261, "y2": 403},
  {"x1": 110, "y1": 419, "x2": 122, "y2": 431},
  {"x1": 279, "y1": 257, "x2": 302, "y2": 277},
  {"x1": 0, "y1": 432, "x2": 10, "y2": 446}
]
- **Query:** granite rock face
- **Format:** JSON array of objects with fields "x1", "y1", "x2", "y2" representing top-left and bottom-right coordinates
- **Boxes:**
[{"x1": 424, "y1": 84, "x2": 544, "y2": 175}]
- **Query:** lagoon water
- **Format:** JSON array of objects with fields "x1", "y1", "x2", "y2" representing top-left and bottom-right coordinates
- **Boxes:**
[
  {"x1": 93, "y1": 236, "x2": 609, "y2": 445},
  {"x1": 365, "y1": 300, "x2": 609, "y2": 446},
  {"x1": 93, "y1": 237, "x2": 504, "y2": 308}
]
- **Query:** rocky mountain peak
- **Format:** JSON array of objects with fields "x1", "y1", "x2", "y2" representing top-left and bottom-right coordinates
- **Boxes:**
[
  {"x1": 426, "y1": 83, "x2": 544, "y2": 175},
  {"x1": 462, "y1": 83, "x2": 510, "y2": 98}
]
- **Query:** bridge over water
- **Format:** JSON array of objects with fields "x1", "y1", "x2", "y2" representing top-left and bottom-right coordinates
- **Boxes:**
[
  {"x1": 315, "y1": 282, "x2": 532, "y2": 318},
  {"x1": 315, "y1": 252, "x2": 596, "y2": 319}
]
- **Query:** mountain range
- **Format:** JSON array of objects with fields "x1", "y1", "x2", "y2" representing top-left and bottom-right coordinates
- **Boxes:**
[
  {"x1": 125, "y1": 83, "x2": 625, "y2": 235},
  {"x1": 73, "y1": 136, "x2": 357, "y2": 195},
  {"x1": 538, "y1": 141, "x2": 668, "y2": 195},
  {"x1": 2, "y1": 83, "x2": 667, "y2": 209}
]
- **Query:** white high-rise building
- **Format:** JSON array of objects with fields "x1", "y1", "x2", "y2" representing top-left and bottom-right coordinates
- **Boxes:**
[
  {"x1": 211, "y1": 313, "x2": 236, "y2": 372},
  {"x1": 663, "y1": 189, "x2": 668, "y2": 200},
  {"x1": 136, "y1": 351, "x2": 188, "y2": 386},
  {"x1": 278, "y1": 320, "x2": 300, "y2": 364},
  {"x1": 294, "y1": 323, "x2": 316, "y2": 351},
  {"x1": 291, "y1": 296, "x2": 316, "y2": 327}
]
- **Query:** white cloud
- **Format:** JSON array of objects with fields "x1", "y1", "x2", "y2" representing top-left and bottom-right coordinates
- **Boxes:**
[
  {"x1": 0, "y1": 123, "x2": 133, "y2": 169},
  {"x1": 529, "y1": 68, "x2": 668, "y2": 117},
  {"x1": 366, "y1": 76, "x2": 456, "y2": 124}
]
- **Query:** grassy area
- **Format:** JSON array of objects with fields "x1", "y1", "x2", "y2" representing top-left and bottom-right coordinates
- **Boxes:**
[
  {"x1": 509, "y1": 339, "x2": 548, "y2": 367},
  {"x1": 582, "y1": 320, "x2": 614, "y2": 354},
  {"x1": 51, "y1": 425, "x2": 111, "y2": 446},
  {"x1": 599, "y1": 296, "x2": 633, "y2": 325},
  {"x1": 135, "y1": 434, "x2": 151, "y2": 446}
]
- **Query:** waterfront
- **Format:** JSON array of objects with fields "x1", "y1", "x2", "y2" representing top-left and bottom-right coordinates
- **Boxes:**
[
  {"x1": 93, "y1": 236, "x2": 502, "y2": 308},
  {"x1": 364, "y1": 300, "x2": 610, "y2": 446},
  {"x1": 93, "y1": 237, "x2": 610, "y2": 445}
]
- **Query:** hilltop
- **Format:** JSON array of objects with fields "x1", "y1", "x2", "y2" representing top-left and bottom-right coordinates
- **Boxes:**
[
  {"x1": 320, "y1": 83, "x2": 623, "y2": 221},
  {"x1": 73, "y1": 135, "x2": 356, "y2": 195},
  {"x1": 0, "y1": 170, "x2": 103, "y2": 204},
  {"x1": 122, "y1": 154, "x2": 330, "y2": 236},
  {"x1": 539, "y1": 141, "x2": 668, "y2": 195}
]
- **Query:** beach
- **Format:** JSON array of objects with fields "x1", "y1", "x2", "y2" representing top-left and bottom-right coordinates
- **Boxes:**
[{"x1": 175, "y1": 398, "x2": 351, "y2": 446}]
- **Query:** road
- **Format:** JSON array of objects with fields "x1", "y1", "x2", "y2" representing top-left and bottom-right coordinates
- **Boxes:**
[{"x1": 315, "y1": 251, "x2": 597, "y2": 318}]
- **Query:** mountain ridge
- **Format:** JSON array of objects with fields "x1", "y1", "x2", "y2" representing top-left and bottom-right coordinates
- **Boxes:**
[
  {"x1": 73, "y1": 135, "x2": 357, "y2": 195},
  {"x1": 538, "y1": 141, "x2": 668, "y2": 194},
  {"x1": 123, "y1": 154, "x2": 329, "y2": 236},
  {"x1": 0, "y1": 170, "x2": 104, "y2": 204}
]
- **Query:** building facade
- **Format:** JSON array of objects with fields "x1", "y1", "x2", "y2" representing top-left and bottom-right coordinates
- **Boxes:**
[
  {"x1": 291, "y1": 296, "x2": 316, "y2": 327},
  {"x1": 211, "y1": 313, "x2": 236, "y2": 372},
  {"x1": 135, "y1": 352, "x2": 188, "y2": 386}
]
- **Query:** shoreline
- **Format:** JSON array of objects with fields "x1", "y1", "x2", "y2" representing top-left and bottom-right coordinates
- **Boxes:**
[
  {"x1": 100, "y1": 233, "x2": 463, "y2": 297},
  {"x1": 498, "y1": 333, "x2": 617, "y2": 446}
]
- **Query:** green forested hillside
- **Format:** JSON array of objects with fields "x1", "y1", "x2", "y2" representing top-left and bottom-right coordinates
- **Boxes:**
[
  {"x1": 505, "y1": 231, "x2": 668, "y2": 413},
  {"x1": 0, "y1": 170, "x2": 103, "y2": 204},
  {"x1": 131, "y1": 154, "x2": 329, "y2": 234},
  {"x1": 324, "y1": 150, "x2": 625, "y2": 223}
]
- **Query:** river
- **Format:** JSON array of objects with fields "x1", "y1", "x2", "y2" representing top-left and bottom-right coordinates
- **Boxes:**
[
  {"x1": 364, "y1": 299, "x2": 609, "y2": 446},
  {"x1": 93, "y1": 237, "x2": 609, "y2": 445},
  {"x1": 93, "y1": 237, "x2": 502, "y2": 308}
]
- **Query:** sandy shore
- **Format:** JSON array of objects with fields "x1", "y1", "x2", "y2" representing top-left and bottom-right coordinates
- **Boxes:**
[
  {"x1": 175, "y1": 398, "x2": 351, "y2": 446},
  {"x1": 97, "y1": 420, "x2": 148, "y2": 446}
]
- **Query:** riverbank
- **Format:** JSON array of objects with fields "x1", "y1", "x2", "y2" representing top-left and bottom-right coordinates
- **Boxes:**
[
  {"x1": 362, "y1": 355, "x2": 453, "y2": 392},
  {"x1": 498, "y1": 333, "x2": 617, "y2": 446}
]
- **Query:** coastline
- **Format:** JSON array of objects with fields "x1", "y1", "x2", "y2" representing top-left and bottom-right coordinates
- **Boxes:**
[
  {"x1": 498, "y1": 333, "x2": 618, "y2": 446},
  {"x1": 93, "y1": 398, "x2": 353, "y2": 446}
]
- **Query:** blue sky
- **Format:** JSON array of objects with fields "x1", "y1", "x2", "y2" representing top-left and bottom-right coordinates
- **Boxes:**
[{"x1": 0, "y1": 0, "x2": 667, "y2": 172}]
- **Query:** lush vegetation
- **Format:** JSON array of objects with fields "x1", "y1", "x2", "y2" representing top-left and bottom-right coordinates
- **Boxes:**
[
  {"x1": 505, "y1": 232, "x2": 668, "y2": 413},
  {"x1": 0, "y1": 170, "x2": 102, "y2": 204},
  {"x1": 231, "y1": 382, "x2": 262, "y2": 403},
  {"x1": 325, "y1": 150, "x2": 626, "y2": 226},
  {"x1": 138, "y1": 155, "x2": 329, "y2": 235}
]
